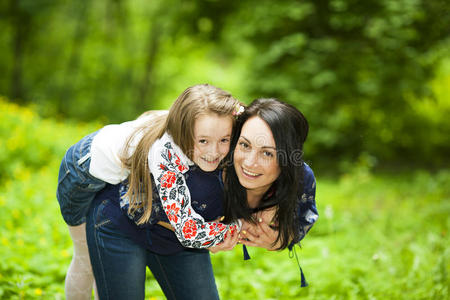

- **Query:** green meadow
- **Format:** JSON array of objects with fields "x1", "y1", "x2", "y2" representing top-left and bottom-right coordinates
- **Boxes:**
[
  {"x1": 2, "y1": 0, "x2": 450, "y2": 298},
  {"x1": 0, "y1": 99, "x2": 448, "y2": 299}
]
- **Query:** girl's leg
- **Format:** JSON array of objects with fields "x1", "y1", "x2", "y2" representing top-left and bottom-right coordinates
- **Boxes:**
[
  {"x1": 146, "y1": 250, "x2": 220, "y2": 300},
  {"x1": 66, "y1": 223, "x2": 99, "y2": 300},
  {"x1": 86, "y1": 198, "x2": 147, "y2": 300},
  {"x1": 56, "y1": 132, "x2": 104, "y2": 299}
]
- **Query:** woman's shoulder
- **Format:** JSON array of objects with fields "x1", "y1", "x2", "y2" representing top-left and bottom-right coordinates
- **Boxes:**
[
  {"x1": 303, "y1": 162, "x2": 315, "y2": 180},
  {"x1": 302, "y1": 162, "x2": 316, "y2": 194}
]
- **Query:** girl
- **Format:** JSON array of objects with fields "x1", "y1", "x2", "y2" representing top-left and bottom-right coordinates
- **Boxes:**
[{"x1": 56, "y1": 84, "x2": 242, "y2": 300}]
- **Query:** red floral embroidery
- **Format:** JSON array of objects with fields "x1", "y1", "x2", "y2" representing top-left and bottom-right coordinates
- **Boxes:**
[
  {"x1": 161, "y1": 171, "x2": 176, "y2": 188},
  {"x1": 175, "y1": 154, "x2": 187, "y2": 172},
  {"x1": 182, "y1": 219, "x2": 198, "y2": 239},
  {"x1": 202, "y1": 240, "x2": 212, "y2": 246},
  {"x1": 209, "y1": 222, "x2": 226, "y2": 236},
  {"x1": 166, "y1": 203, "x2": 180, "y2": 223}
]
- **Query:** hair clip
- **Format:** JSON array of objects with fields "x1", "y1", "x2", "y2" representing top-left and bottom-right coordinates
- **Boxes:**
[{"x1": 232, "y1": 104, "x2": 245, "y2": 117}]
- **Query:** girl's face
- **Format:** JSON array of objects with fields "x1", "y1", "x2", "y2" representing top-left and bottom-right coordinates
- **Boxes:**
[
  {"x1": 234, "y1": 116, "x2": 281, "y2": 194},
  {"x1": 192, "y1": 113, "x2": 233, "y2": 172}
]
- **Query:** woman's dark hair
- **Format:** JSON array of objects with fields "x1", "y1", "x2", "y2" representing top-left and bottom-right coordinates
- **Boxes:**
[{"x1": 223, "y1": 98, "x2": 309, "y2": 250}]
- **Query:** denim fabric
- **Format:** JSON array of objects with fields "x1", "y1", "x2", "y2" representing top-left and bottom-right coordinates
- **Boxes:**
[
  {"x1": 146, "y1": 249, "x2": 219, "y2": 300},
  {"x1": 86, "y1": 195, "x2": 220, "y2": 300},
  {"x1": 86, "y1": 197, "x2": 147, "y2": 299},
  {"x1": 56, "y1": 130, "x2": 106, "y2": 226}
]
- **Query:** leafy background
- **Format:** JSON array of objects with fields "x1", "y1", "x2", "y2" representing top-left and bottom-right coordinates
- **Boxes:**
[{"x1": 0, "y1": 0, "x2": 449, "y2": 299}]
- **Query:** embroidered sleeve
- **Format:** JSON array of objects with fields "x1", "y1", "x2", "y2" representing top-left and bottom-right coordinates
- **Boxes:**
[
  {"x1": 148, "y1": 134, "x2": 240, "y2": 248},
  {"x1": 292, "y1": 163, "x2": 319, "y2": 244}
]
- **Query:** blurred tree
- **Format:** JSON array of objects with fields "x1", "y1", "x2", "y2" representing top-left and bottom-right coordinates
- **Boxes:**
[
  {"x1": 0, "y1": 0, "x2": 448, "y2": 168},
  {"x1": 2, "y1": 0, "x2": 58, "y2": 103},
  {"x1": 217, "y1": 0, "x2": 450, "y2": 168},
  {"x1": 56, "y1": 1, "x2": 92, "y2": 115}
]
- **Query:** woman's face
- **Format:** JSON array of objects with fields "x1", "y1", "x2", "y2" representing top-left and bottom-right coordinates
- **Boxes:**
[
  {"x1": 192, "y1": 113, "x2": 233, "y2": 172},
  {"x1": 234, "y1": 116, "x2": 281, "y2": 194}
]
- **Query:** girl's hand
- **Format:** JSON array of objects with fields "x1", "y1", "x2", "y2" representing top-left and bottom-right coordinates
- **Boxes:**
[{"x1": 209, "y1": 228, "x2": 239, "y2": 253}]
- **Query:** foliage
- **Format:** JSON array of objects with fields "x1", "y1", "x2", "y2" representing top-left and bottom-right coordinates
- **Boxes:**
[
  {"x1": 0, "y1": 98, "x2": 448, "y2": 299},
  {"x1": 216, "y1": 0, "x2": 450, "y2": 168},
  {"x1": 0, "y1": 0, "x2": 247, "y2": 122},
  {"x1": 0, "y1": 99, "x2": 101, "y2": 298},
  {"x1": 1, "y1": 0, "x2": 449, "y2": 170}
]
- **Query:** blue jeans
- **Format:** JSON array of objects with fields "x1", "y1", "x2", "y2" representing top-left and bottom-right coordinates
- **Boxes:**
[
  {"x1": 86, "y1": 196, "x2": 220, "y2": 300},
  {"x1": 57, "y1": 131, "x2": 106, "y2": 226}
]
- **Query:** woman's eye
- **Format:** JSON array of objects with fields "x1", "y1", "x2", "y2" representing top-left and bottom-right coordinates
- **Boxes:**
[
  {"x1": 220, "y1": 138, "x2": 230, "y2": 144},
  {"x1": 239, "y1": 141, "x2": 249, "y2": 149},
  {"x1": 263, "y1": 151, "x2": 274, "y2": 158},
  {"x1": 199, "y1": 139, "x2": 208, "y2": 144}
]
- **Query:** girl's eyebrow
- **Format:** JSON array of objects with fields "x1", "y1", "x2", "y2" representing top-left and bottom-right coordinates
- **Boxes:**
[
  {"x1": 239, "y1": 135, "x2": 276, "y2": 150},
  {"x1": 197, "y1": 134, "x2": 231, "y2": 138}
]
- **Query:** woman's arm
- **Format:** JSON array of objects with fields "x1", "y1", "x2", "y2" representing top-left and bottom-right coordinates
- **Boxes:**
[
  {"x1": 239, "y1": 163, "x2": 318, "y2": 250},
  {"x1": 291, "y1": 163, "x2": 318, "y2": 245},
  {"x1": 239, "y1": 208, "x2": 281, "y2": 250},
  {"x1": 147, "y1": 133, "x2": 241, "y2": 249}
]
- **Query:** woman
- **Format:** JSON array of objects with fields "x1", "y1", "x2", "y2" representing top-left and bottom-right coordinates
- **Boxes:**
[
  {"x1": 224, "y1": 98, "x2": 317, "y2": 252},
  {"x1": 86, "y1": 98, "x2": 318, "y2": 299}
]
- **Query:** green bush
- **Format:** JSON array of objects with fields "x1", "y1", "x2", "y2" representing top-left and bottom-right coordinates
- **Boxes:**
[{"x1": 0, "y1": 98, "x2": 448, "y2": 299}]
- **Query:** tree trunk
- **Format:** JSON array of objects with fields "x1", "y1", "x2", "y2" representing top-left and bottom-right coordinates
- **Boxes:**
[
  {"x1": 9, "y1": 0, "x2": 30, "y2": 103},
  {"x1": 137, "y1": 21, "x2": 161, "y2": 111},
  {"x1": 57, "y1": 1, "x2": 91, "y2": 115}
]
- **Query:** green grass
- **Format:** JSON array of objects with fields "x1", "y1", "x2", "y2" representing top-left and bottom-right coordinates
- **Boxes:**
[{"x1": 0, "y1": 99, "x2": 448, "y2": 299}]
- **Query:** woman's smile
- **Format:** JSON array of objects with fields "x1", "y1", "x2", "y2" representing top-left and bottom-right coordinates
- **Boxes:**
[{"x1": 241, "y1": 167, "x2": 261, "y2": 178}]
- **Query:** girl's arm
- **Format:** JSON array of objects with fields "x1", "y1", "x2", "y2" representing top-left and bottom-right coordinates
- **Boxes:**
[{"x1": 147, "y1": 133, "x2": 241, "y2": 249}]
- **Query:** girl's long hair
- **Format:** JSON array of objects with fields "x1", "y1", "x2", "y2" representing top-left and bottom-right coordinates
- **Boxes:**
[
  {"x1": 223, "y1": 98, "x2": 309, "y2": 249},
  {"x1": 121, "y1": 84, "x2": 241, "y2": 225}
]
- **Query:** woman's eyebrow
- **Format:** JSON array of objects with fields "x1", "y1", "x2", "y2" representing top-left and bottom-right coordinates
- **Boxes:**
[
  {"x1": 239, "y1": 135, "x2": 276, "y2": 150},
  {"x1": 239, "y1": 136, "x2": 251, "y2": 144},
  {"x1": 261, "y1": 146, "x2": 277, "y2": 150}
]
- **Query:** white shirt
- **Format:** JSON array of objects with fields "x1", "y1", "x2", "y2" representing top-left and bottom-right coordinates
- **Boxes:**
[{"x1": 89, "y1": 111, "x2": 169, "y2": 184}]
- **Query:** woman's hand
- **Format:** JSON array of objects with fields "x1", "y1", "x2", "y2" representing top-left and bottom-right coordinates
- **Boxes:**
[
  {"x1": 239, "y1": 208, "x2": 281, "y2": 250},
  {"x1": 209, "y1": 228, "x2": 239, "y2": 253}
]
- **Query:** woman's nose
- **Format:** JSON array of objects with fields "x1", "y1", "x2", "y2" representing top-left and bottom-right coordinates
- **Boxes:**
[{"x1": 243, "y1": 150, "x2": 258, "y2": 167}]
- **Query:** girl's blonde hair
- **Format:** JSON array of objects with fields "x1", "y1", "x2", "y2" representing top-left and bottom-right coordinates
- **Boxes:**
[{"x1": 121, "y1": 84, "x2": 241, "y2": 225}]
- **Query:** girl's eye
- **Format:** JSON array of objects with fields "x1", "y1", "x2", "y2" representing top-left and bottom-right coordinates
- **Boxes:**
[
  {"x1": 199, "y1": 139, "x2": 208, "y2": 144},
  {"x1": 221, "y1": 138, "x2": 230, "y2": 144}
]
